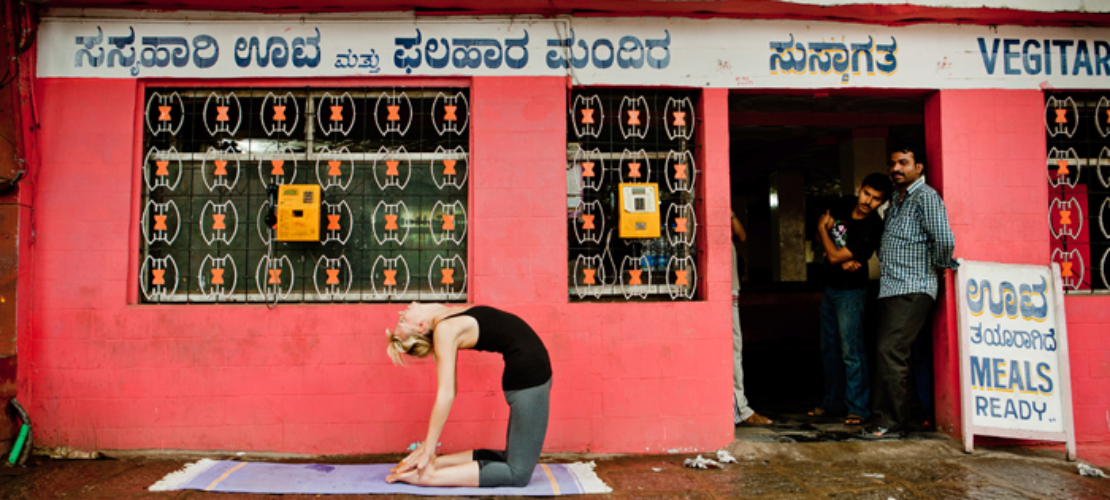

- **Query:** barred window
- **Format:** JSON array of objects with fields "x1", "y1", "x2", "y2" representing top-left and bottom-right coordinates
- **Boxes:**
[
  {"x1": 140, "y1": 87, "x2": 469, "y2": 303},
  {"x1": 566, "y1": 89, "x2": 702, "y2": 301},
  {"x1": 1046, "y1": 92, "x2": 1110, "y2": 293}
]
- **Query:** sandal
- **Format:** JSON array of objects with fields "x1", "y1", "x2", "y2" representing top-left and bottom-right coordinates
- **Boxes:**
[
  {"x1": 807, "y1": 407, "x2": 827, "y2": 417},
  {"x1": 742, "y1": 412, "x2": 774, "y2": 425},
  {"x1": 859, "y1": 425, "x2": 902, "y2": 440},
  {"x1": 844, "y1": 414, "x2": 864, "y2": 426}
]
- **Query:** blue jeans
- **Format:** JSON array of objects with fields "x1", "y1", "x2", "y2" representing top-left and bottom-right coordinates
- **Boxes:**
[{"x1": 819, "y1": 287, "x2": 870, "y2": 418}]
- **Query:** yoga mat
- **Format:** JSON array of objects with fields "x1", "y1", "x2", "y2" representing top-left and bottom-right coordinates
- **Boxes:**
[{"x1": 150, "y1": 459, "x2": 612, "y2": 496}]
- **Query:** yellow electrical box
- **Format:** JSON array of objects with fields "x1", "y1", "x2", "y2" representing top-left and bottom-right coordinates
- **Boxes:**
[
  {"x1": 618, "y1": 182, "x2": 661, "y2": 238},
  {"x1": 275, "y1": 184, "x2": 322, "y2": 242}
]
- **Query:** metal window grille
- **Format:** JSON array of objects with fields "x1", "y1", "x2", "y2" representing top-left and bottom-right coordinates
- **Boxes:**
[
  {"x1": 1046, "y1": 92, "x2": 1110, "y2": 293},
  {"x1": 567, "y1": 89, "x2": 702, "y2": 301},
  {"x1": 139, "y1": 87, "x2": 469, "y2": 303}
]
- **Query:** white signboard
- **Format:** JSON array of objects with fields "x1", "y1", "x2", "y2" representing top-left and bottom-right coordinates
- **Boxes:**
[
  {"x1": 35, "y1": 16, "x2": 1110, "y2": 90},
  {"x1": 956, "y1": 259, "x2": 1076, "y2": 460}
]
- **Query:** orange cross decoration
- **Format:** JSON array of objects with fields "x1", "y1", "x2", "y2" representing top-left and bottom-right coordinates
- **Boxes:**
[
  {"x1": 1060, "y1": 210, "x2": 1072, "y2": 226},
  {"x1": 268, "y1": 269, "x2": 282, "y2": 285},
  {"x1": 211, "y1": 268, "x2": 225, "y2": 285},
  {"x1": 387, "y1": 105, "x2": 401, "y2": 121},
  {"x1": 384, "y1": 214, "x2": 399, "y2": 230},
  {"x1": 627, "y1": 110, "x2": 641, "y2": 126},
  {"x1": 1055, "y1": 109, "x2": 1068, "y2": 124},
  {"x1": 158, "y1": 106, "x2": 172, "y2": 121},
  {"x1": 444, "y1": 105, "x2": 458, "y2": 122},
  {"x1": 628, "y1": 269, "x2": 643, "y2": 285},
  {"x1": 1057, "y1": 159, "x2": 1069, "y2": 176},
  {"x1": 582, "y1": 214, "x2": 596, "y2": 230},
  {"x1": 327, "y1": 214, "x2": 341, "y2": 230},
  {"x1": 628, "y1": 162, "x2": 642, "y2": 178},
  {"x1": 675, "y1": 217, "x2": 688, "y2": 233},
  {"x1": 216, "y1": 105, "x2": 230, "y2": 122},
  {"x1": 386, "y1": 160, "x2": 400, "y2": 176},
  {"x1": 675, "y1": 270, "x2": 688, "y2": 286},
  {"x1": 582, "y1": 162, "x2": 596, "y2": 178},
  {"x1": 212, "y1": 213, "x2": 226, "y2": 230},
  {"x1": 152, "y1": 269, "x2": 166, "y2": 285},
  {"x1": 582, "y1": 108, "x2": 595, "y2": 124},
  {"x1": 674, "y1": 164, "x2": 687, "y2": 180},
  {"x1": 1061, "y1": 261, "x2": 1074, "y2": 277},
  {"x1": 1106, "y1": 109, "x2": 1110, "y2": 123},
  {"x1": 273, "y1": 105, "x2": 287, "y2": 122},
  {"x1": 441, "y1": 268, "x2": 455, "y2": 284},
  {"x1": 328, "y1": 160, "x2": 342, "y2": 177},
  {"x1": 442, "y1": 214, "x2": 456, "y2": 231},
  {"x1": 271, "y1": 159, "x2": 285, "y2": 176},
  {"x1": 443, "y1": 160, "x2": 457, "y2": 175},
  {"x1": 155, "y1": 161, "x2": 170, "y2": 177},
  {"x1": 153, "y1": 215, "x2": 168, "y2": 231},
  {"x1": 326, "y1": 269, "x2": 340, "y2": 285},
  {"x1": 214, "y1": 160, "x2": 228, "y2": 176},
  {"x1": 330, "y1": 105, "x2": 343, "y2": 122},
  {"x1": 673, "y1": 111, "x2": 686, "y2": 127},
  {"x1": 583, "y1": 268, "x2": 597, "y2": 285},
  {"x1": 383, "y1": 269, "x2": 398, "y2": 286}
]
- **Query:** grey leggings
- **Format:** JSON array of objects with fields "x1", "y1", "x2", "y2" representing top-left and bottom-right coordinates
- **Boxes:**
[{"x1": 473, "y1": 377, "x2": 552, "y2": 487}]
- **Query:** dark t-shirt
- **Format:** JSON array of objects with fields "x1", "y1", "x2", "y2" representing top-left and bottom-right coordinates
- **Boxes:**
[{"x1": 824, "y1": 201, "x2": 884, "y2": 290}]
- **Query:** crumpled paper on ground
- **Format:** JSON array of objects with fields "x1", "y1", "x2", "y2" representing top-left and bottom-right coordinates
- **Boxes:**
[
  {"x1": 1079, "y1": 463, "x2": 1108, "y2": 478},
  {"x1": 715, "y1": 450, "x2": 737, "y2": 464},
  {"x1": 683, "y1": 455, "x2": 722, "y2": 469}
]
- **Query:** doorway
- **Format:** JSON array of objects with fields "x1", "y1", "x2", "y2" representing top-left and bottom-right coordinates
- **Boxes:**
[{"x1": 729, "y1": 90, "x2": 929, "y2": 421}]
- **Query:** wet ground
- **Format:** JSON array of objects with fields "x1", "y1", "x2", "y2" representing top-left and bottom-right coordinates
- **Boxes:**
[{"x1": 1, "y1": 426, "x2": 1108, "y2": 499}]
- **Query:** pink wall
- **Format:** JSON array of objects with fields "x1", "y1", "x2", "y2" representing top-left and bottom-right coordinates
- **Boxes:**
[
  {"x1": 22, "y1": 77, "x2": 735, "y2": 455},
  {"x1": 928, "y1": 90, "x2": 1110, "y2": 456}
]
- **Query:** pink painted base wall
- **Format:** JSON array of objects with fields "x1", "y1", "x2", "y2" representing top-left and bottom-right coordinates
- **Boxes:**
[
  {"x1": 23, "y1": 78, "x2": 735, "y2": 454},
  {"x1": 929, "y1": 89, "x2": 1110, "y2": 455}
]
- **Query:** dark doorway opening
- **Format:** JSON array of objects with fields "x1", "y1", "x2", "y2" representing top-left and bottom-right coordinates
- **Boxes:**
[{"x1": 729, "y1": 90, "x2": 930, "y2": 421}]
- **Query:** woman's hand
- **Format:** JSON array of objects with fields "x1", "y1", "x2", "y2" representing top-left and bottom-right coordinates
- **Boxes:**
[{"x1": 389, "y1": 442, "x2": 436, "y2": 477}]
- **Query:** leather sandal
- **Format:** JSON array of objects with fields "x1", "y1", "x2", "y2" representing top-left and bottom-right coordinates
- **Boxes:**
[
  {"x1": 742, "y1": 412, "x2": 774, "y2": 425},
  {"x1": 844, "y1": 414, "x2": 864, "y2": 425}
]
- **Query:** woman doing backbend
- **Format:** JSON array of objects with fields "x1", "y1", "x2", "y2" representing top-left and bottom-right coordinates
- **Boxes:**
[{"x1": 385, "y1": 303, "x2": 552, "y2": 488}]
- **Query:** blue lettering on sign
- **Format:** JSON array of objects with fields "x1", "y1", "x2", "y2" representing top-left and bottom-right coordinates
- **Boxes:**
[
  {"x1": 978, "y1": 37, "x2": 1110, "y2": 76},
  {"x1": 769, "y1": 34, "x2": 896, "y2": 83},
  {"x1": 235, "y1": 28, "x2": 320, "y2": 69},
  {"x1": 545, "y1": 29, "x2": 670, "y2": 70},
  {"x1": 334, "y1": 48, "x2": 381, "y2": 73},
  {"x1": 969, "y1": 356, "x2": 1054, "y2": 395},
  {"x1": 974, "y1": 396, "x2": 1047, "y2": 421},
  {"x1": 966, "y1": 277, "x2": 1048, "y2": 322},
  {"x1": 969, "y1": 322, "x2": 1057, "y2": 352},
  {"x1": 74, "y1": 25, "x2": 220, "y2": 76},
  {"x1": 393, "y1": 29, "x2": 531, "y2": 74}
]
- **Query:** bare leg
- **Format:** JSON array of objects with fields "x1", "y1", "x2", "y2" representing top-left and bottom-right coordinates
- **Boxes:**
[
  {"x1": 387, "y1": 459, "x2": 480, "y2": 487},
  {"x1": 434, "y1": 450, "x2": 476, "y2": 468}
]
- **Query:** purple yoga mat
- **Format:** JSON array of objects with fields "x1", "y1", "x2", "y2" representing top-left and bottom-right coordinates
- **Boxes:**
[{"x1": 150, "y1": 459, "x2": 611, "y2": 496}]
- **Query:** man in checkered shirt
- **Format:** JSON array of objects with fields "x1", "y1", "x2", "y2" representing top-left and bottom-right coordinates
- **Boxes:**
[{"x1": 864, "y1": 144, "x2": 958, "y2": 439}]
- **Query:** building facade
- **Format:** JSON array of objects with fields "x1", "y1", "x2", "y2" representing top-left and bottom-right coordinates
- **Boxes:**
[{"x1": 5, "y1": 1, "x2": 1110, "y2": 461}]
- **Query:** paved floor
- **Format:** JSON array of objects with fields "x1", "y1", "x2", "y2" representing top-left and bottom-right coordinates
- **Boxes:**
[{"x1": 1, "y1": 427, "x2": 1108, "y2": 499}]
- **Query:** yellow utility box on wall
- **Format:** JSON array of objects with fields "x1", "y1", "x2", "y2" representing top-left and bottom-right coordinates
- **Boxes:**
[
  {"x1": 275, "y1": 184, "x2": 322, "y2": 242},
  {"x1": 618, "y1": 182, "x2": 661, "y2": 238}
]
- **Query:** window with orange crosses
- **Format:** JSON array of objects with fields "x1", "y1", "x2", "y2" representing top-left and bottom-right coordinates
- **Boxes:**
[
  {"x1": 567, "y1": 89, "x2": 702, "y2": 301},
  {"x1": 1046, "y1": 92, "x2": 1110, "y2": 292},
  {"x1": 139, "y1": 87, "x2": 469, "y2": 303}
]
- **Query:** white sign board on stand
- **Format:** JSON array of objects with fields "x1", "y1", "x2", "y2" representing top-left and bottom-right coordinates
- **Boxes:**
[{"x1": 956, "y1": 259, "x2": 1076, "y2": 460}]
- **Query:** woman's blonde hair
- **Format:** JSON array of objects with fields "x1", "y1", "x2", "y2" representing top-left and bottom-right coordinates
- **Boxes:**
[
  {"x1": 386, "y1": 329, "x2": 433, "y2": 365},
  {"x1": 385, "y1": 304, "x2": 472, "y2": 365}
]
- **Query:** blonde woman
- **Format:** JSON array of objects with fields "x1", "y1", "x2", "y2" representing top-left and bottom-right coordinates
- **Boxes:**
[{"x1": 385, "y1": 303, "x2": 552, "y2": 487}]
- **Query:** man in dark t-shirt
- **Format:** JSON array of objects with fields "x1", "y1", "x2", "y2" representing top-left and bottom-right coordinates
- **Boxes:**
[{"x1": 811, "y1": 172, "x2": 892, "y2": 425}]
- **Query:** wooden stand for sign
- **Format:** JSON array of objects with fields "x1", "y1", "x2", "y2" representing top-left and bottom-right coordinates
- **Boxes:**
[{"x1": 957, "y1": 260, "x2": 1076, "y2": 461}]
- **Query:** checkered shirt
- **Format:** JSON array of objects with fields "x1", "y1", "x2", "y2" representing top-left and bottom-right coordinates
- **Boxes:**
[{"x1": 878, "y1": 177, "x2": 958, "y2": 299}]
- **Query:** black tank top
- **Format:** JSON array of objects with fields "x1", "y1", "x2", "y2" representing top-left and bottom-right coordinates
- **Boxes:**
[{"x1": 449, "y1": 306, "x2": 552, "y2": 391}]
